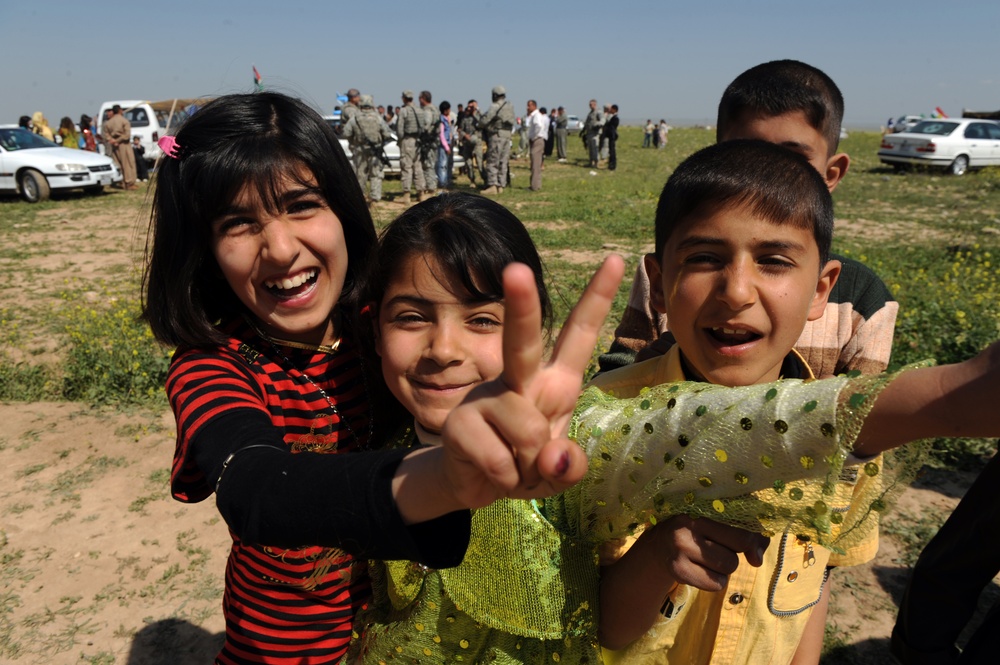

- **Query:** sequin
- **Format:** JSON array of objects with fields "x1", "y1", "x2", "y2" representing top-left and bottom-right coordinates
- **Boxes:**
[
  {"x1": 740, "y1": 417, "x2": 753, "y2": 430},
  {"x1": 864, "y1": 462, "x2": 880, "y2": 477},
  {"x1": 774, "y1": 420, "x2": 789, "y2": 434},
  {"x1": 847, "y1": 369, "x2": 862, "y2": 378},
  {"x1": 621, "y1": 423, "x2": 631, "y2": 435},
  {"x1": 644, "y1": 422, "x2": 654, "y2": 434},
  {"x1": 592, "y1": 426, "x2": 604, "y2": 438},
  {"x1": 698, "y1": 476, "x2": 712, "y2": 487},
  {"x1": 765, "y1": 388, "x2": 778, "y2": 401},
  {"x1": 849, "y1": 393, "x2": 867, "y2": 408},
  {"x1": 675, "y1": 458, "x2": 685, "y2": 471},
  {"x1": 678, "y1": 434, "x2": 690, "y2": 447},
  {"x1": 831, "y1": 513, "x2": 844, "y2": 524},
  {"x1": 640, "y1": 399, "x2": 651, "y2": 410},
  {"x1": 600, "y1": 451, "x2": 612, "y2": 461},
  {"x1": 774, "y1": 479, "x2": 786, "y2": 493},
  {"x1": 632, "y1": 455, "x2": 644, "y2": 464},
  {"x1": 684, "y1": 492, "x2": 695, "y2": 505},
  {"x1": 415, "y1": 622, "x2": 424, "y2": 632},
  {"x1": 663, "y1": 451, "x2": 672, "y2": 463},
  {"x1": 713, "y1": 500, "x2": 726, "y2": 513},
  {"x1": 433, "y1": 635, "x2": 442, "y2": 643},
  {"x1": 821, "y1": 423, "x2": 835, "y2": 437},
  {"x1": 803, "y1": 400, "x2": 817, "y2": 412},
  {"x1": 871, "y1": 498, "x2": 887, "y2": 512},
  {"x1": 423, "y1": 647, "x2": 433, "y2": 656},
  {"x1": 715, "y1": 449, "x2": 728, "y2": 462},
  {"x1": 667, "y1": 398, "x2": 676, "y2": 409},
  {"x1": 696, "y1": 405, "x2": 708, "y2": 417},
  {"x1": 800, "y1": 456, "x2": 814, "y2": 469},
  {"x1": 813, "y1": 501, "x2": 828, "y2": 515},
  {"x1": 761, "y1": 454, "x2": 774, "y2": 468},
  {"x1": 789, "y1": 487, "x2": 804, "y2": 501},
  {"x1": 553, "y1": 653, "x2": 561, "y2": 662},
  {"x1": 735, "y1": 472, "x2": 749, "y2": 485},
  {"x1": 460, "y1": 639, "x2": 470, "y2": 649}
]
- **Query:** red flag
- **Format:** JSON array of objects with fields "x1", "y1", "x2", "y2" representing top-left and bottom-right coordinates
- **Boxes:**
[
  {"x1": 253, "y1": 65, "x2": 263, "y2": 91},
  {"x1": 935, "y1": 106, "x2": 948, "y2": 118}
]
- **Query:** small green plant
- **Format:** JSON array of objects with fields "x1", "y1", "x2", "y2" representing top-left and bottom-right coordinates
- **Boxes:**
[{"x1": 61, "y1": 296, "x2": 171, "y2": 405}]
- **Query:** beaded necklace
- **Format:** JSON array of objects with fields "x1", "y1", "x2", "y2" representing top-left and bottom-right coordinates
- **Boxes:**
[{"x1": 244, "y1": 315, "x2": 372, "y2": 450}]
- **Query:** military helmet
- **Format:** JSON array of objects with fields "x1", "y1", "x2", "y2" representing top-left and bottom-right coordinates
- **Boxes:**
[
  {"x1": 402, "y1": 90, "x2": 414, "y2": 100},
  {"x1": 492, "y1": 85, "x2": 506, "y2": 97},
  {"x1": 359, "y1": 94, "x2": 375, "y2": 109}
]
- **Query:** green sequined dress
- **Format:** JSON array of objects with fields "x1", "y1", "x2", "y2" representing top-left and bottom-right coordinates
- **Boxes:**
[{"x1": 347, "y1": 372, "x2": 912, "y2": 664}]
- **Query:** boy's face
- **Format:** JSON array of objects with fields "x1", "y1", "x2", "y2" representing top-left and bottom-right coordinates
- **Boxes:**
[
  {"x1": 719, "y1": 111, "x2": 849, "y2": 192},
  {"x1": 647, "y1": 203, "x2": 839, "y2": 387}
]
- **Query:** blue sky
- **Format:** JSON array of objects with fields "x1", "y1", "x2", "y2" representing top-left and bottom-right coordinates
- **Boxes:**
[{"x1": 4, "y1": 1, "x2": 998, "y2": 129}]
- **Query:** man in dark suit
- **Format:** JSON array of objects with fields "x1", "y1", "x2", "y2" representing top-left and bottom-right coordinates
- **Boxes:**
[{"x1": 604, "y1": 104, "x2": 620, "y2": 170}]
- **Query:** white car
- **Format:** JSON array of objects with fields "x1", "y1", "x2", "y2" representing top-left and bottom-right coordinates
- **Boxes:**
[
  {"x1": 878, "y1": 118, "x2": 1000, "y2": 176},
  {"x1": 0, "y1": 127, "x2": 122, "y2": 202},
  {"x1": 565, "y1": 115, "x2": 584, "y2": 133}
]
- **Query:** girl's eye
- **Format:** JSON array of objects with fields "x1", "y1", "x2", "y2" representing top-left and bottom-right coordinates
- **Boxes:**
[
  {"x1": 287, "y1": 199, "x2": 323, "y2": 215},
  {"x1": 392, "y1": 312, "x2": 427, "y2": 326},
  {"x1": 469, "y1": 315, "x2": 502, "y2": 330},
  {"x1": 215, "y1": 217, "x2": 256, "y2": 236}
]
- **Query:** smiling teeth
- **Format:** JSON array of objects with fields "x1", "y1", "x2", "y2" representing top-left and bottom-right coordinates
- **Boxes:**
[
  {"x1": 713, "y1": 327, "x2": 752, "y2": 337},
  {"x1": 265, "y1": 270, "x2": 316, "y2": 290}
]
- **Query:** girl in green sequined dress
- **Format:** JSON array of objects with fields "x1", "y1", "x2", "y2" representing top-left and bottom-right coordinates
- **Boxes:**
[{"x1": 348, "y1": 192, "x2": 1000, "y2": 664}]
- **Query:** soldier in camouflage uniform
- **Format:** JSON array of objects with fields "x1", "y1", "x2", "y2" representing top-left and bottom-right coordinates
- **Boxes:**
[
  {"x1": 478, "y1": 85, "x2": 515, "y2": 195},
  {"x1": 340, "y1": 95, "x2": 392, "y2": 204},
  {"x1": 418, "y1": 90, "x2": 440, "y2": 198},
  {"x1": 458, "y1": 99, "x2": 481, "y2": 184},
  {"x1": 340, "y1": 88, "x2": 362, "y2": 175},
  {"x1": 396, "y1": 90, "x2": 425, "y2": 206}
]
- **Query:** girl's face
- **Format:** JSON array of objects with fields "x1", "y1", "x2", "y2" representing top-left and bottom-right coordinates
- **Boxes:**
[
  {"x1": 375, "y1": 252, "x2": 505, "y2": 434},
  {"x1": 211, "y1": 170, "x2": 348, "y2": 346}
]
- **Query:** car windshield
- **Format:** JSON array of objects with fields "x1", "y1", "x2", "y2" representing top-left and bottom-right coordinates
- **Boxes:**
[
  {"x1": 908, "y1": 121, "x2": 959, "y2": 136},
  {"x1": 0, "y1": 128, "x2": 57, "y2": 151},
  {"x1": 156, "y1": 108, "x2": 189, "y2": 133}
]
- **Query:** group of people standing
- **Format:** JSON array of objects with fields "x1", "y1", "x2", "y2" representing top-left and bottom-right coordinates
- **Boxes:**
[
  {"x1": 17, "y1": 106, "x2": 143, "y2": 190},
  {"x1": 582, "y1": 100, "x2": 622, "y2": 169},
  {"x1": 643, "y1": 118, "x2": 670, "y2": 148}
]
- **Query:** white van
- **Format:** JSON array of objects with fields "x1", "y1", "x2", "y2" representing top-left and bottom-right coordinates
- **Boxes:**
[{"x1": 95, "y1": 99, "x2": 201, "y2": 165}]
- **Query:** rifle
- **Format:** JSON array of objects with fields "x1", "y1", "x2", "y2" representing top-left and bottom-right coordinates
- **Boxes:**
[{"x1": 370, "y1": 141, "x2": 392, "y2": 168}]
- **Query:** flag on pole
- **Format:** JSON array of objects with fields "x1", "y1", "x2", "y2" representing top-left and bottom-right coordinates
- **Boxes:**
[
  {"x1": 253, "y1": 65, "x2": 263, "y2": 92},
  {"x1": 935, "y1": 106, "x2": 948, "y2": 118}
]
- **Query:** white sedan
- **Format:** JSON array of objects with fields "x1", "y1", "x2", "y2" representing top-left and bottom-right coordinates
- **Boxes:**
[
  {"x1": 878, "y1": 118, "x2": 1000, "y2": 176},
  {"x1": 0, "y1": 127, "x2": 122, "y2": 202}
]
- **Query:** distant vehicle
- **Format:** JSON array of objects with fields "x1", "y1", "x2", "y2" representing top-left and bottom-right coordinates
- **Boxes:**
[
  {"x1": 878, "y1": 118, "x2": 1000, "y2": 176},
  {"x1": 890, "y1": 115, "x2": 924, "y2": 133},
  {"x1": 0, "y1": 127, "x2": 122, "y2": 202},
  {"x1": 565, "y1": 115, "x2": 584, "y2": 133},
  {"x1": 96, "y1": 99, "x2": 199, "y2": 164}
]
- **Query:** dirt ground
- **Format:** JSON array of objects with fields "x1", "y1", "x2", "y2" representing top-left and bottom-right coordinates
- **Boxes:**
[{"x1": 1, "y1": 192, "x2": 997, "y2": 664}]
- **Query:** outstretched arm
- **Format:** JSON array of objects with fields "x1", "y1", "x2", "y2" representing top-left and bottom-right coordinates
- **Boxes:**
[
  {"x1": 392, "y1": 255, "x2": 626, "y2": 524},
  {"x1": 854, "y1": 340, "x2": 1000, "y2": 455}
]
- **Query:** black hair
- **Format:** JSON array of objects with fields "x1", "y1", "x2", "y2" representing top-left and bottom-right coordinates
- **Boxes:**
[
  {"x1": 79, "y1": 114, "x2": 92, "y2": 131},
  {"x1": 654, "y1": 140, "x2": 833, "y2": 264},
  {"x1": 420, "y1": 90, "x2": 432, "y2": 103},
  {"x1": 18, "y1": 115, "x2": 31, "y2": 129},
  {"x1": 439, "y1": 100, "x2": 451, "y2": 113},
  {"x1": 361, "y1": 192, "x2": 551, "y2": 347},
  {"x1": 716, "y1": 59, "x2": 845, "y2": 155},
  {"x1": 141, "y1": 91, "x2": 374, "y2": 348}
]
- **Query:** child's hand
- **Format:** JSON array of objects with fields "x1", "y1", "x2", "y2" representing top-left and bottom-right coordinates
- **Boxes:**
[
  {"x1": 645, "y1": 516, "x2": 770, "y2": 591},
  {"x1": 441, "y1": 255, "x2": 625, "y2": 507}
]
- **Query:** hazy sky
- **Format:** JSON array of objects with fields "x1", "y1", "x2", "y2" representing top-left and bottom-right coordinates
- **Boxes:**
[{"x1": 4, "y1": 0, "x2": 998, "y2": 128}]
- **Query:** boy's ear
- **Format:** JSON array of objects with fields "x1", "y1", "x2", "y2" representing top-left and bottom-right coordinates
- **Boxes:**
[
  {"x1": 643, "y1": 252, "x2": 668, "y2": 315},
  {"x1": 808, "y1": 259, "x2": 842, "y2": 321},
  {"x1": 823, "y1": 152, "x2": 850, "y2": 192}
]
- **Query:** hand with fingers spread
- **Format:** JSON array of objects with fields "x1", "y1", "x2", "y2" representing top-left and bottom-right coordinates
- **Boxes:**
[{"x1": 438, "y1": 254, "x2": 625, "y2": 509}]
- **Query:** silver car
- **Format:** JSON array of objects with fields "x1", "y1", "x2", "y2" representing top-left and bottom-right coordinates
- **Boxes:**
[
  {"x1": 878, "y1": 118, "x2": 1000, "y2": 176},
  {"x1": 0, "y1": 127, "x2": 122, "y2": 202}
]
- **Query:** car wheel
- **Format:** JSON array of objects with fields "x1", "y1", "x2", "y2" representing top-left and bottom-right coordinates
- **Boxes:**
[
  {"x1": 19, "y1": 169, "x2": 51, "y2": 203},
  {"x1": 949, "y1": 155, "x2": 969, "y2": 176}
]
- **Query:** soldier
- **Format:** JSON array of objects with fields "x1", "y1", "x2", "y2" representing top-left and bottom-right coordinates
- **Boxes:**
[
  {"x1": 458, "y1": 99, "x2": 481, "y2": 184},
  {"x1": 340, "y1": 88, "x2": 361, "y2": 124},
  {"x1": 340, "y1": 88, "x2": 362, "y2": 175},
  {"x1": 478, "y1": 85, "x2": 515, "y2": 195},
  {"x1": 341, "y1": 95, "x2": 393, "y2": 205},
  {"x1": 396, "y1": 90, "x2": 425, "y2": 206},
  {"x1": 418, "y1": 90, "x2": 440, "y2": 199},
  {"x1": 583, "y1": 99, "x2": 604, "y2": 168}
]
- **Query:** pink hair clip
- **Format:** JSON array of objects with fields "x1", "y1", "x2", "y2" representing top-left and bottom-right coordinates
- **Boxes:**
[{"x1": 158, "y1": 135, "x2": 181, "y2": 159}]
